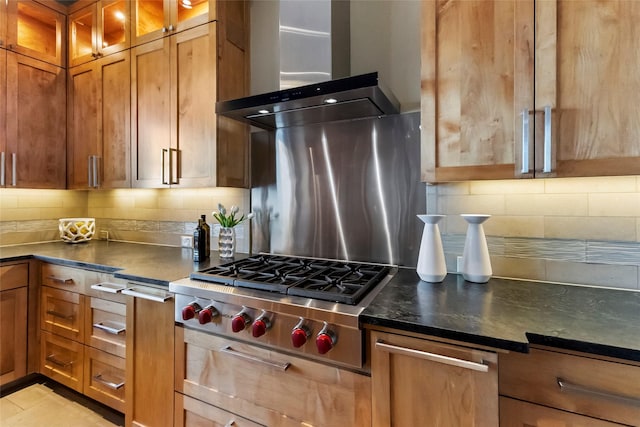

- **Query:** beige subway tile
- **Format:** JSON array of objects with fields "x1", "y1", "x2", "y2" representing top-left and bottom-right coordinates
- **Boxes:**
[
  {"x1": 18, "y1": 193, "x2": 63, "y2": 208},
  {"x1": 0, "y1": 208, "x2": 41, "y2": 221},
  {"x1": 62, "y1": 190, "x2": 89, "y2": 208},
  {"x1": 132, "y1": 189, "x2": 160, "y2": 209},
  {"x1": 491, "y1": 256, "x2": 546, "y2": 281},
  {"x1": 545, "y1": 216, "x2": 637, "y2": 241},
  {"x1": 505, "y1": 194, "x2": 588, "y2": 216},
  {"x1": 544, "y1": 176, "x2": 637, "y2": 194},
  {"x1": 433, "y1": 182, "x2": 470, "y2": 196},
  {"x1": 545, "y1": 260, "x2": 638, "y2": 289},
  {"x1": 469, "y1": 179, "x2": 545, "y2": 195},
  {"x1": 484, "y1": 216, "x2": 544, "y2": 238},
  {"x1": 440, "y1": 194, "x2": 506, "y2": 215},
  {"x1": 40, "y1": 208, "x2": 88, "y2": 220},
  {"x1": 0, "y1": 192, "x2": 19, "y2": 209},
  {"x1": 637, "y1": 219, "x2": 640, "y2": 242},
  {"x1": 588, "y1": 193, "x2": 640, "y2": 217}
]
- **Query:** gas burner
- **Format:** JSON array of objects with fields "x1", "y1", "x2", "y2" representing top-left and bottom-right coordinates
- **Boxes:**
[{"x1": 189, "y1": 254, "x2": 391, "y2": 305}]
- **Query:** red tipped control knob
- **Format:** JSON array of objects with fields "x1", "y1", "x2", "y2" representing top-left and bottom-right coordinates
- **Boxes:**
[
  {"x1": 198, "y1": 306, "x2": 218, "y2": 324},
  {"x1": 291, "y1": 328, "x2": 308, "y2": 348},
  {"x1": 181, "y1": 303, "x2": 199, "y2": 321},
  {"x1": 316, "y1": 322, "x2": 336, "y2": 355},
  {"x1": 231, "y1": 312, "x2": 250, "y2": 333},
  {"x1": 252, "y1": 319, "x2": 268, "y2": 337}
]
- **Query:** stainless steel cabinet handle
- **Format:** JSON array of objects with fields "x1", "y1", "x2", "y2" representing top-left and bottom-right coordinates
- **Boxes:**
[
  {"x1": 88, "y1": 156, "x2": 93, "y2": 187},
  {"x1": 168, "y1": 24, "x2": 175, "y2": 31},
  {"x1": 162, "y1": 26, "x2": 168, "y2": 33},
  {"x1": 92, "y1": 155, "x2": 99, "y2": 188},
  {"x1": 90, "y1": 282, "x2": 126, "y2": 293},
  {"x1": 122, "y1": 287, "x2": 173, "y2": 303},
  {"x1": 220, "y1": 345, "x2": 291, "y2": 371},
  {"x1": 93, "y1": 374, "x2": 124, "y2": 390},
  {"x1": 225, "y1": 421, "x2": 236, "y2": 427},
  {"x1": 169, "y1": 148, "x2": 179, "y2": 184},
  {"x1": 46, "y1": 354, "x2": 73, "y2": 368},
  {"x1": 161, "y1": 148, "x2": 169, "y2": 184},
  {"x1": 557, "y1": 378, "x2": 640, "y2": 407},
  {"x1": 93, "y1": 322, "x2": 125, "y2": 335},
  {"x1": 521, "y1": 109, "x2": 530, "y2": 174},
  {"x1": 1, "y1": 152, "x2": 5, "y2": 186},
  {"x1": 375, "y1": 340, "x2": 489, "y2": 373},
  {"x1": 46, "y1": 309, "x2": 75, "y2": 320},
  {"x1": 11, "y1": 153, "x2": 16, "y2": 186},
  {"x1": 543, "y1": 105, "x2": 552, "y2": 173},
  {"x1": 47, "y1": 275, "x2": 74, "y2": 284}
]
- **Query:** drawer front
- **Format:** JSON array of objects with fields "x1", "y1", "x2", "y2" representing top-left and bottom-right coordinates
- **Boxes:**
[
  {"x1": 500, "y1": 397, "x2": 625, "y2": 427},
  {"x1": 85, "y1": 297, "x2": 126, "y2": 358},
  {"x1": 40, "y1": 331, "x2": 84, "y2": 392},
  {"x1": 84, "y1": 347, "x2": 125, "y2": 413},
  {"x1": 499, "y1": 348, "x2": 640, "y2": 425},
  {"x1": 41, "y1": 286, "x2": 85, "y2": 342},
  {"x1": 175, "y1": 393, "x2": 264, "y2": 427},
  {"x1": 175, "y1": 327, "x2": 371, "y2": 427},
  {"x1": 41, "y1": 263, "x2": 91, "y2": 293},
  {"x1": 0, "y1": 262, "x2": 29, "y2": 291}
]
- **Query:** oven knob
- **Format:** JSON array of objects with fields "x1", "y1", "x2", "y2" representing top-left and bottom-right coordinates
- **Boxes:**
[
  {"x1": 252, "y1": 311, "x2": 271, "y2": 338},
  {"x1": 231, "y1": 310, "x2": 251, "y2": 333},
  {"x1": 291, "y1": 318, "x2": 311, "y2": 348},
  {"x1": 198, "y1": 306, "x2": 218, "y2": 324},
  {"x1": 181, "y1": 302, "x2": 200, "y2": 321},
  {"x1": 316, "y1": 322, "x2": 336, "y2": 354}
]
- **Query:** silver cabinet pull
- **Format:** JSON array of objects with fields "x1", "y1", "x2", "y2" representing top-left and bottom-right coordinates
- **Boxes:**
[
  {"x1": 557, "y1": 378, "x2": 640, "y2": 407},
  {"x1": 521, "y1": 109, "x2": 530, "y2": 174},
  {"x1": 169, "y1": 148, "x2": 179, "y2": 184},
  {"x1": 93, "y1": 374, "x2": 124, "y2": 390},
  {"x1": 162, "y1": 26, "x2": 168, "y2": 33},
  {"x1": 47, "y1": 275, "x2": 74, "y2": 284},
  {"x1": 92, "y1": 155, "x2": 99, "y2": 188},
  {"x1": 46, "y1": 354, "x2": 73, "y2": 368},
  {"x1": 1, "y1": 152, "x2": 5, "y2": 186},
  {"x1": 543, "y1": 105, "x2": 552, "y2": 173},
  {"x1": 375, "y1": 340, "x2": 489, "y2": 372},
  {"x1": 168, "y1": 24, "x2": 175, "y2": 31},
  {"x1": 220, "y1": 345, "x2": 291, "y2": 371},
  {"x1": 93, "y1": 321, "x2": 125, "y2": 335},
  {"x1": 91, "y1": 282, "x2": 126, "y2": 293},
  {"x1": 11, "y1": 153, "x2": 16, "y2": 186},
  {"x1": 88, "y1": 155, "x2": 93, "y2": 187},
  {"x1": 46, "y1": 309, "x2": 75, "y2": 320},
  {"x1": 161, "y1": 148, "x2": 169, "y2": 184},
  {"x1": 122, "y1": 286, "x2": 173, "y2": 303},
  {"x1": 224, "y1": 421, "x2": 236, "y2": 427}
]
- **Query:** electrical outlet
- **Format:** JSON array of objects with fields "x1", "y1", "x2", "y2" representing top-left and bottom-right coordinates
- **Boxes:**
[
  {"x1": 181, "y1": 235, "x2": 193, "y2": 248},
  {"x1": 457, "y1": 256, "x2": 463, "y2": 272}
]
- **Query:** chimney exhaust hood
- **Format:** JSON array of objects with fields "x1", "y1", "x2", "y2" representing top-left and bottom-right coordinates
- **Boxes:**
[{"x1": 216, "y1": 71, "x2": 399, "y2": 130}]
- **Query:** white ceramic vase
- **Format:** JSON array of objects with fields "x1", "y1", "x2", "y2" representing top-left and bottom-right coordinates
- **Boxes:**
[
  {"x1": 460, "y1": 214, "x2": 492, "y2": 283},
  {"x1": 416, "y1": 214, "x2": 447, "y2": 283}
]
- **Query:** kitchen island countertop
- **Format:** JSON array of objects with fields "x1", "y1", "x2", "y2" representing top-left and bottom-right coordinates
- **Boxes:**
[{"x1": 361, "y1": 267, "x2": 640, "y2": 362}]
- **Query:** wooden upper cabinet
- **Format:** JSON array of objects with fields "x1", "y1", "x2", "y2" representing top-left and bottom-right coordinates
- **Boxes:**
[
  {"x1": 0, "y1": 0, "x2": 7, "y2": 47},
  {"x1": 131, "y1": 0, "x2": 215, "y2": 46},
  {"x1": 534, "y1": 0, "x2": 640, "y2": 178},
  {"x1": 0, "y1": 49, "x2": 6, "y2": 188},
  {"x1": 69, "y1": 0, "x2": 130, "y2": 67},
  {"x1": 421, "y1": 0, "x2": 534, "y2": 182},
  {"x1": 68, "y1": 50, "x2": 131, "y2": 189},
  {"x1": 5, "y1": 0, "x2": 66, "y2": 67},
  {"x1": 5, "y1": 52, "x2": 66, "y2": 189}
]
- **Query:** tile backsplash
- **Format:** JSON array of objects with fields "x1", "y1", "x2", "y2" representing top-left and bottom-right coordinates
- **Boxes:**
[{"x1": 429, "y1": 176, "x2": 640, "y2": 290}]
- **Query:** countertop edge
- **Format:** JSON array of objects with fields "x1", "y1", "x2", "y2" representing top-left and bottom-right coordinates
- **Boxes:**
[{"x1": 525, "y1": 332, "x2": 640, "y2": 363}]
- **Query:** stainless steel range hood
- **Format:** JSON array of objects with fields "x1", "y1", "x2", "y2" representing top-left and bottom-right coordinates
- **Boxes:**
[{"x1": 216, "y1": 72, "x2": 399, "y2": 130}]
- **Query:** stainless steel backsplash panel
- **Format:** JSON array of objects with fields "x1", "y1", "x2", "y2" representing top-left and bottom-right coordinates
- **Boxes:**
[{"x1": 251, "y1": 112, "x2": 424, "y2": 267}]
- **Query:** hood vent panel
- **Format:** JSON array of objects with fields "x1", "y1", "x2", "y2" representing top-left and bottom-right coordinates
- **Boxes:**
[{"x1": 216, "y1": 72, "x2": 399, "y2": 130}]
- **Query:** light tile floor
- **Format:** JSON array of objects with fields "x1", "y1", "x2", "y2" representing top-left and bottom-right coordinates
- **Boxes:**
[{"x1": 1, "y1": 383, "x2": 122, "y2": 427}]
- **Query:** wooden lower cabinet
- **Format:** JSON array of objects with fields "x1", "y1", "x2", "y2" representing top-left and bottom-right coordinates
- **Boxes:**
[
  {"x1": 175, "y1": 326, "x2": 371, "y2": 427},
  {"x1": 370, "y1": 330, "x2": 498, "y2": 427},
  {"x1": 0, "y1": 262, "x2": 29, "y2": 385},
  {"x1": 84, "y1": 346, "x2": 126, "y2": 413},
  {"x1": 500, "y1": 397, "x2": 626, "y2": 427},
  {"x1": 41, "y1": 286, "x2": 85, "y2": 342},
  {"x1": 175, "y1": 393, "x2": 264, "y2": 427},
  {"x1": 40, "y1": 330, "x2": 84, "y2": 392}
]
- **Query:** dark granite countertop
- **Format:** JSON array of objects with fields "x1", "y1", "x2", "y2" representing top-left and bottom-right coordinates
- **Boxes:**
[
  {"x1": 0, "y1": 241, "x2": 237, "y2": 286},
  {"x1": 361, "y1": 268, "x2": 640, "y2": 362}
]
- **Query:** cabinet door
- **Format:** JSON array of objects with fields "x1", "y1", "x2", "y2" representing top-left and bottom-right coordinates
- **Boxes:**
[
  {"x1": 84, "y1": 347, "x2": 126, "y2": 413},
  {"x1": 500, "y1": 397, "x2": 625, "y2": 427},
  {"x1": 421, "y1": 0, "x2": 534, "y2": 182},
  {"x1": 170, "y1": 0, "x2": 215, "y2": 34},
  {"x1": 175, "y1": 393, "x2": 264, "y2": 427},
  {"x1": 85, "y1": 296, "x2": 126, "y2": 358},
  {"x1": 172, "y1": 22, "x2": 217, "y2": 187},
  {"x1": 131, "y1": 37, "x2": 171, "y2": 188},
  {"x1": 41, "y1": 286, "x2": 85, "y2": 342},
  {"x1": 131, "y1": 0, "x2": 171, "y2": 46},
  {"x1": 0, "y1": 49, "x2": 6, "y2": 187},
  {"x1": 0, "y1": 287, "x2": 27, "y2": 385},
  {"x1": 535, "y1": 0, "x2": 640, "y2": 178},
  {"x1": 371, "y1": 330, "x2": 498, "y2": 427},
  {"x1": 40, "y1": 330, "x2": 84, "y2": 392},
  {"x1": 5, "y1": 52, "x2": 66, "y2": 189},
  {"x1": 0, "y1": 0, "x2": 7, "y2": 47},
  {"x1": 98, "y1": 0, "x2": 129, "y2": 57},
  {"x1": 125, "y1": 286, "x2": 174, "y2": 427},
  {"x1": 5, "y1": 0, "x2": 65, "y2": 67},
  {"x1": 68, "y1": 3, "x2": 96, "y2": 67}
]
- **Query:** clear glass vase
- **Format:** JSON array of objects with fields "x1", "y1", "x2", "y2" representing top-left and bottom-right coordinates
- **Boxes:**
[{"x1": 218, "y1": 227, "x2": 236, "y2": 258}]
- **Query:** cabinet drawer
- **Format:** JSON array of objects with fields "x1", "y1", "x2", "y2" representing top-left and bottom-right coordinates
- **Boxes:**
[
  {"x1": 85, "y1": 297, "x2": 126, "y2": 358},
  {"x1": 175, "y1": 393, "x2": 264, "y2": 427},
  {"x1": 41, "y1": 263, "x2": 93, "y2": 293},
  {"x1": 500, "y1": 397, "x2": 625, "y2": 427},
  {"x1": 41, "y1": 286, "x2": 85, "y2": 342},
  {"x1": 499, "y1": 348, "x2": 640, "y2": 425},
  {"x1": 0, "y1": 262, "x2": 28, "y2": 291},
  {"x1": 175, "y1": 327, "x2": 371, "y2": 427},
  {"x1": 40, "y1": 331, "x2": 84, "y2": 392},
  {"x1": 84, "y1": 347, "x2": 125, "y2": 413}
]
